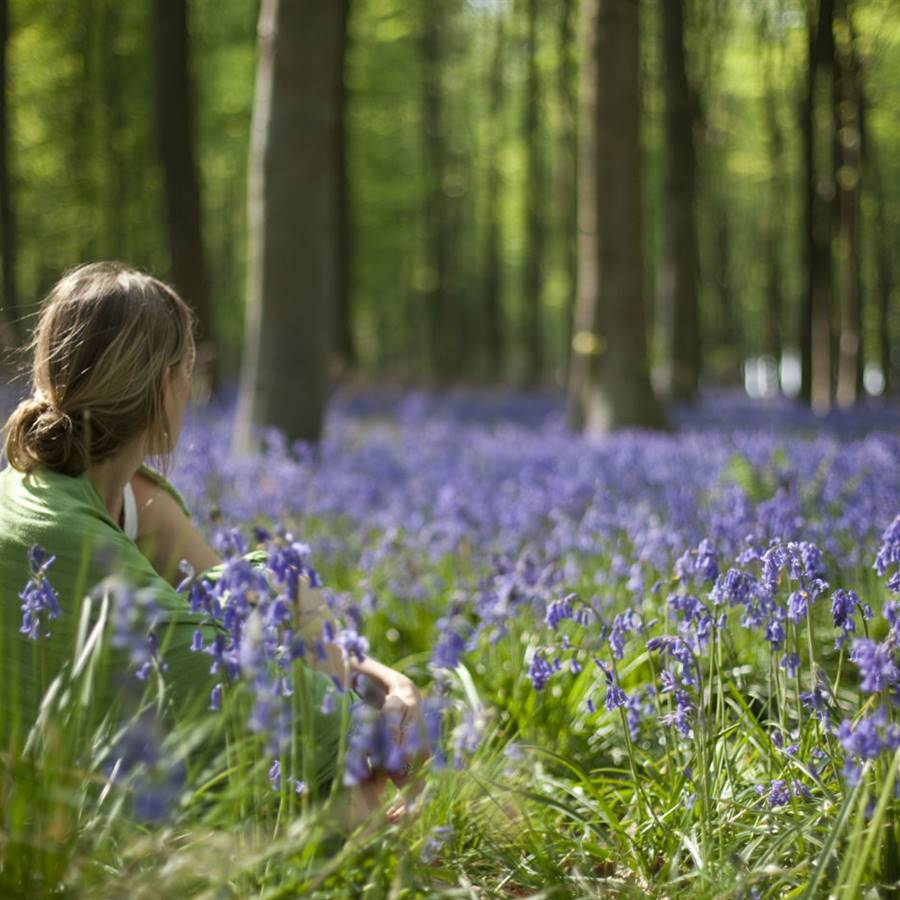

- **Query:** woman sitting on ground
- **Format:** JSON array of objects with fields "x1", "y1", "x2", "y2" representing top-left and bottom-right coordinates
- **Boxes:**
[{"x1": 0, "y1": 261, "x2": 423, "y2": 820}]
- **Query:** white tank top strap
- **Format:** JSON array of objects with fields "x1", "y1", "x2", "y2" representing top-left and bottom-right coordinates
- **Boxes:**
[{"x1": 122, "y1": 480, "x2": 138, "y2": 541}]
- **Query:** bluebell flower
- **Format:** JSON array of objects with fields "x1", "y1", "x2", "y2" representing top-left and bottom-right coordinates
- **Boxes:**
[
  {"x1": 661, "y1": 689, "x2": 692, "y2": 738},
  {"x1": 849, "y1": 639, "x2": 900, "y2": 693},
  {"x1": 696, "y1": 539, "x2": 719, "y2": 583},
  {"x1": 528, "y1": 652, "x2": 554, "y2": 691},
  {"x1": 605, "y1": 680, "x2": 626, "y2": 712},
  {"x1": 800, "y1": 679, "x2": 834, "y2": 727},
  {"x1": 761, "y1": 544, "x2": 789, "y2": 594},
  {"x1": 421, "y1": 826, "x2": 454, "y2": 864},
  {"x1": 766, "y1": 619, "x2": 785, "y2": 651},
  {"x1": 18, "y1": 544, "x2": 61, "y2": 640},
  {"x1": 779, "y1": 653, "x2": 800, "y2": 678},
  {"x1": 786, "y1": 590, "x2": 808, "y2": 624},
  {"x1": 838, "y1": 709, "x2": 900, "y2": 761},
  {"x1": 874, "y1": 515, "x2": 900, "y2": 577},
  {"x1": 767, "y1": 779, "x2": 791, "y2": 808},
  {"x1": 709, "y1": 568, "x2": 755, "y2": 608},
  {"x1": 831, "y1": 588, "x2": 855, "y2": 640},
  {"x1": 335, "y1": 627, "x2": 369, "y2": 663},
  {"x1": 544, "y1": 594, "x2": 575, "y2": 629}
]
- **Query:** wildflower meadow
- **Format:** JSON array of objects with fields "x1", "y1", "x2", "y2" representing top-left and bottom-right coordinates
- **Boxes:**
[{"x1": 2, "y1": 388, "x2": 899, "y2": 898}]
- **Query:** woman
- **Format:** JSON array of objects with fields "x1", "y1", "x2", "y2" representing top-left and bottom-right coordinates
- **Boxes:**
[{"x1": 0, "y1": 261, "x2": 422, "y2": 819}]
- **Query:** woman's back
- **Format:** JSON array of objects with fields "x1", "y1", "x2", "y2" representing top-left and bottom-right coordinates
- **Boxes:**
[{"x1": 0, "y1": 464, "x2": 211, "y2": 747}]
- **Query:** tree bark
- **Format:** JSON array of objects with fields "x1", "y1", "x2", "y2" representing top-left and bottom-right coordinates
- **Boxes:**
[
  {"x1": 100, "y1": 0, "x2": 126, "y2": 260},
  {"x1": 566, "y1": 0, "x2": 598, "y2": 430},
  {"x1": 557, "y1": 0, "x2": 578, "y2": 385},
  {"x1": 0, "y1": 0, "x2": 19, "y2": 349},
  {"x1": 868, "y1": 137, "x2": 894, "y2": 396},
  {"x1": 421, "y1": 0, "x2": 450, "y2": 380},
  {"x1": 334, "y1": 0, "x2": 355, "y2": 371},
  {"x1": 234, "y1": 0, "x2": 343, "y2": 450},
  {"x1": 152, "y1": 0, "x2": 216, "y2": 389},
  {"x1": 761, "y1": 29, "x2": 784, "y2": 368},
  {"x1": 834, "y1": 0, "x2": 862, "y2": 408},
  {"x1": 571, "y1": 0, "x2": 665, "y2": 433},
  {"x1": 483, "y1": 7, "x2": 505, "y2": 382},
  {"x1": 522, "y1": 0, "x2": 544, "y2": 386},
  {"x1": 800, "y1": 0, "x2": 836, "y2": 413},
  {"x1": 714, "y1": 204, "x2": 741, "y2": 383},
  {"x1": 660, "y1": 0, "x2": 701, "y2": 403}
]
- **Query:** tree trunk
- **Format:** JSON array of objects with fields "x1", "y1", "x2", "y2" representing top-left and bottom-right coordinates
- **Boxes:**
[
  {"x1": 334, "y1": 0, "x2": 355, "y2": 372},
  {"x1": 100, "y1": 0, "x2": 126, "y2": 260},
  {"x1": 800, "y1": 0, "x2": 836, "y2": 413},
  {"x1": 152, "y1": 0, "x2": 217, "y2": 390},
  {"x1": 762, "y1": 96, "x2": 784, "y2": 367},
  {"x1": 834, "y1": 0, "x2": 862, "y2": 408},
  {"x1": 421, "y1": 0, "x2": 450, "y2": 380},
  {"x1": 483, "y1": 8, "x2": 505, "y2": 382},
  {"x1": 760, "y1": 15, "x2": 784, "y2": 369},
  {"x1": 571, "y1": 0, "x2": 665, "y2": 433},
  {"x1": 868, "y1": 139, "x2": 894, "y2": 396},
  {"x1": 522, "y1": 0, "x2": 544, "y2": 386},
  {"x1": 0, "y1": 0, "x2": 19, "y2": 350},
  {"x1": 233, "y1": 0, "x2": 343, "y2": 451},
  {"x1": 557, "y1": 0, "x2": 578, "y2": 385},
  {"x1": 660, "y1": 0, "x2": 701, "y2": 403},
  {"x1": 566, "y1": 0, "x2": 599, "y2": 430}
]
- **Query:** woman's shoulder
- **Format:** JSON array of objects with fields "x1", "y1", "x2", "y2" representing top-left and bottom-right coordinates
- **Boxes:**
[
  {"x1": 133, "y1": 464, "x2": 191, "y2": 518},
  {"x1": 0, "y1": 463, "x2": 108, "y2": 520}
]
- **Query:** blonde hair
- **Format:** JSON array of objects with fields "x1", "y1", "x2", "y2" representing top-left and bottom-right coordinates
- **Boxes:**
[{"x1": 3, "y1": 262, "x2": 195, "y2": 476}]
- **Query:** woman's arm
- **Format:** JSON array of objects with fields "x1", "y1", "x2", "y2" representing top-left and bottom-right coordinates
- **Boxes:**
[
  {"x1": 131, "y1": 474, "x2": 427, "y2": 781},
  {"x1": 131, "y1": 471, "x2": 219, "y2": 586}
]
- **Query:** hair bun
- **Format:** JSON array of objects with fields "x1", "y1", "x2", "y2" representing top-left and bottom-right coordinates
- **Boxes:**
[{"x1": 4, "y1": 395, "x2": 87, "y2": 476}]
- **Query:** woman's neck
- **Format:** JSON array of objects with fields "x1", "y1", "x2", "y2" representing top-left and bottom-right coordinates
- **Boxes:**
[{"x1": 86, "y1": 439, "x2": 145, "y2": 522}]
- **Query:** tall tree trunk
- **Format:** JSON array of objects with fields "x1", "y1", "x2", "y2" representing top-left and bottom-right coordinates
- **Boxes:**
[
  {"x1": 153, "y1": 0, "x2": 217, "y2": 390},
  {"x1": 800, "y1": 0, "x2": 836, "y2": 413},
  {"x1": 522, "y1": 0, "x2": 544, "y2": 386},
  {"x1": 571, "y1": 0, "x2": 665, "y2": 433},
  {"x1": 557, "y1": 0, "x2": 578, "y2": 385},
  {"x1": 760, "y1": 16, "x2": 784, "y2": 369},
  {"x1": 421, "y1": 0, "x2": 450, "y2": 380},
  {"x1": 0, "y1": 0, "x2": 18, "y2": 349},
  {"x1": 715, "y1": 205, "x2": 741, "y2": 381},
  {"x1": 660, "y1": 0, "x2": 701, "y2": 403},
  {"x1": 868, "y1": 138, "x2": 894, "y2": 396},
  {"x1": 334, "y1": 0, "x2": 355, "y2": 372},
  {"x1": 483, "y1": 8, "x2": 505, "y2": 382},
  {"x1": 566, "y1": 0, "x2": 599, "y2": 430},
  {"x1": 233, "y1": 0, "x2": 343, "y2": 451},
  {"x1": 100, "y1": 0, "x2": 126, "y2": 260},
  {"x1": 834, "y1": 0, "x2": 862, "y2": 407}
]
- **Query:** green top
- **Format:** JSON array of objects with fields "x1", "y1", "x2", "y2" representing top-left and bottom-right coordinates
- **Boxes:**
[{"x1": 0, "y1": 464, "x2": 349, "y2": 791}]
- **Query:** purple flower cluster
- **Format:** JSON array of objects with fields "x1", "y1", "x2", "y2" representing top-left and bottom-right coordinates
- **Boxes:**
[
  {"x1": 105, "y1": 713, "x2": 185, "y2": 823},
  {"x1": 755, "y1": 778, "x2": 811, "y2": 808},
  {"x1": 838, "y1": 710, "x2": 900, "y2": 786},
  {"x1": 849, "y1": 639, "x2": 900, "y2": 694},
  {"x1": 104, "y1": 578, "x2": 168, "y2": 680},
  {"x1": 18, "y1": 544, "x2": 60, "y2": 640},
  {"x1": 876, "y1": 515, "x2": 900, "y2": 593}
]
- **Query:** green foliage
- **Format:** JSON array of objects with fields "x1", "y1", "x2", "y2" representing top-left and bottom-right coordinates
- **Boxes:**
[{"x1": 6, "y1": 0, "x2": 900, "y2": 383}]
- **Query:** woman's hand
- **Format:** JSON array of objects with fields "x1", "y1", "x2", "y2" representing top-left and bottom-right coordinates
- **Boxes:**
[{"x1": 380, "y1": 674, "x2": 429, "y2": 790}]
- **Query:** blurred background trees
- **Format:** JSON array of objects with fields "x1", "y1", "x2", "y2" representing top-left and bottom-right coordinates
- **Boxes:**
[{"x1": 0, "y1": 0, "x2": 898, "y2": 438}]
